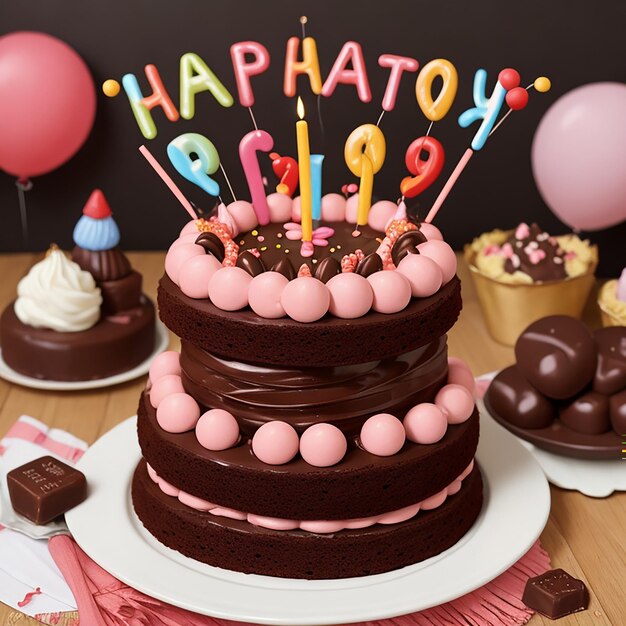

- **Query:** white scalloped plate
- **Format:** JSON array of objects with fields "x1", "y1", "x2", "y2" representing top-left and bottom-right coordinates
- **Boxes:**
[
  {"x1": 478, "y1": 373, "x2": 626, "y2": 498},
  {"x1": 65, "y1": 414, "x2": 550, "y2": 625},
  {"x1": 0, "y1": 321, "x2": 169, "y2": 391}
]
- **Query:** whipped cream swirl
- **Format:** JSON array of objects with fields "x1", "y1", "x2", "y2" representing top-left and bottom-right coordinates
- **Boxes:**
[{"x1": 15, "y1": 248, "x2": 102, "y2": 332}]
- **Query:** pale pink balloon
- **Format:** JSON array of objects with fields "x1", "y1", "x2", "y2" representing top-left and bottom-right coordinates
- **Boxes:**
[
  {"x1": 156, "y1": 393, "x2": 201, "y2": 433},
  {"x1": 208, "y1": 267, "x2": 252, "y2": 311},
  {"x1": 179, "y1": 254, "x2": 222, "y2": 299},
  {"x1": 403, "y1": 403, "x2": 448, "y2": 444},
  {"x1": 360, "y1": 413, "x2": 406, "y2": 456},
  {"x1": 196, "y1": 409, "x2": 240, "y2": 451},
  {"x1": 300, "y1": 423, "x2": 348, "y2": 467},
  {"x1": 447, "y1": 357, "x2": 476, "y2": 394},
  {"x1": 150, "y1": 374, "x2": 185, "y2": 409},
  {"x1": 419, "y1": 222, "x2": 443, "y2": 241},
  {"x1": 397, "y1": 253, "x2": 443, "y2": 297},
  {"x1": 321, "y1": 193, "x2": 347, "y2": 222},
  {"x1": 345, "y1": 193, "x2": 360, "y2": 223},
  {"x1": 248, "y1": 271, "x2": 289, "y2": 318},
  {"x1": 179, "y1": 220, "x2": 200, "y2": 236},
  {"x1": 230, "y1": 41, "x2": 270, "y2": 107},
  {"x1": 417, "y1": 240, "x2": 457, "y2": 284},
  {"x1": 281, "y1": 277, "x2": 330, "y2": 322},
  {"x1": 435, "y1": 384, "x2": 475, "y2": 424},
  {"x1": 267, "y1": 192, "x2": 293, "y2": 223},
  {"x1": 227, "y1": 200, "x2": 258, "y2": 233},
  {"x1": 165, "y1": 242, "x2": 204, "y2": 285},
  {"x1": 252, "y1": 421, "x2": 299, "y2": 465},
  {"x1": 149, "y1": 351, "x2": 181, "y2": 383},
  {"x1": 291, "y1": 195, "x2": 301, "y2": 221},
  {"x1": 327, "y1": 272, "x2": 373, "y2": 319},
  {"x1": 368, "y1": 201, "x2": 397, "y2": 232},
  {"x1": 367, "y1": 271, "x2": 411, "y2": 314}
]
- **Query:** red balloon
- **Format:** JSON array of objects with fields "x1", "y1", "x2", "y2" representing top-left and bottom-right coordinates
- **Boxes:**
[
  {"x1": 400, "y1": 136, "x2": 445, "y2": 198},
  {"x1": 498, "y1": 68, "x2": 521, "y2": 91},
  {"x1": 0, "y1": 32, "x2": 96, "y2": 179},
  {"x1": 506, "y1": 87, "x2": 529, "y2": 110}
]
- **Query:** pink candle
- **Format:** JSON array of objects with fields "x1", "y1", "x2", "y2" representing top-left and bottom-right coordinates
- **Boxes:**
[{"x1": 239, "y1": 129, "x2": 274, "y2": 225}]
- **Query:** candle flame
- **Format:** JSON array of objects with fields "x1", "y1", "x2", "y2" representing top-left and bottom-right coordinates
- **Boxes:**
[{"x1": 297, "y1": 96, "x2": 305, "y2": 120}]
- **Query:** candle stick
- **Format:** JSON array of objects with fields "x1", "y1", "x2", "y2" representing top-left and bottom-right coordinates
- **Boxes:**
[
  {"x1": 296, "y1": 97, "x2": 312, "y2": 242},
  {"x1": 344, "y1": 124, "x2": 386, "y2": 227},
  {"x1": 310, "y1": 154, "x2": 324, "y2": 221}
]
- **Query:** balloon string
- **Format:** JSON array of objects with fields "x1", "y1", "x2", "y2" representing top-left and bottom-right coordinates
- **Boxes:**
[
  {"x1": 317, "y1": 95, "x2": 325, "y2": 138},
  {"x1": 376, "y1": 110, "x2": 385, "y2": 127},
  {"x1": 219, "y1": 163, "x2": 237, "y2": 202},
  {"x1": 248, "y1": 107, "x2": 259, "y2": 131},
  {"x1": 16, "y1": 179, "x2": 31, "y2": 247},
  {"x1": 488, "y1": 108, "x2": 513, "y2": 137}
]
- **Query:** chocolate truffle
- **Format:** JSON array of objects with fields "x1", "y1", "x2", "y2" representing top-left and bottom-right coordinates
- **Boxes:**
[
  {"x1": 515, "y1": 316, "x2": 596, "y2": 399},
  {"x1": 609, "y1": 389, "x2": 626, "y2": 434},
  {"x1": 560, "y1": 391, "x2": 611, "y2": 435},
  {"x1": 593, "y1": 326, "x2": 626, "y2": 395},
  {"x1": 485, "y1": 365, "x2": 556, "y2": 429},
  {"x1": 522, "y1": 569, "x2": 589, "y2": 619}
]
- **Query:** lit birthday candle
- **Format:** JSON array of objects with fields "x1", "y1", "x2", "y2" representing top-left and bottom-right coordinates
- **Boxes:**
[{"x1": 296, "y1": 97, "x2": 312, "y2": 243}]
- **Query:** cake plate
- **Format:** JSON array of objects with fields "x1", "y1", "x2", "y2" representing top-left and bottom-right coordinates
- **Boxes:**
[
  {"x1": 65, "y1": 412, "x2": 550, "y2": 625},
  {"x1": 0, "y1": 321, "x2": 169, "y2": 391}
]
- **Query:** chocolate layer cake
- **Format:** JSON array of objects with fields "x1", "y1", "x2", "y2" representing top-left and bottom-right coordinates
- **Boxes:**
[{"x1": 132, "y1": 194, "x2": 483, "y2": 579}]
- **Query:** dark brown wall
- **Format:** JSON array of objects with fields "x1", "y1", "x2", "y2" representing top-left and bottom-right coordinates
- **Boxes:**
[{"x1": 1, "y1": 0, "x2": 625, "y2": 275}]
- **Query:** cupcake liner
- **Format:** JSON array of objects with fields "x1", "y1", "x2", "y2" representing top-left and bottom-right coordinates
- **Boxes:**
[{"x1": 464, "y1": 244, "x2": 597, "y2": 346}]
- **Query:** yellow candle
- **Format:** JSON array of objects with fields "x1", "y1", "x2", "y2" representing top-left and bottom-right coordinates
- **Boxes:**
[
  {"x1": 344, "y1": 123, "x2": 386, "y2": 226},
  {"x1": 296, "y1": 97, "x2": 312, "y2": 241}
]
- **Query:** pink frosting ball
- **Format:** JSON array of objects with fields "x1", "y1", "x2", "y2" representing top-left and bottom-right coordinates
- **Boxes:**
[
  {"x1": 150, "y1": 374, "x2": 185, "y2": 409},
  {"x1": 171, "y1": 232, "x2": 202, "y2": 247},
  {"x1": 165, "y1": 242, "x2": 204, "y2": 284},
  {"x1": 179, "y1": 220, "x2": 200, "y2": 236},
  {"x1": 267, "y1": 192, "x2": 293, "y2": 223},
  {"x1": 299, "y1": 423, "x2": 348, "y2": 467},
  {"x1": 146, "y1": 463, "x2": 159, "y2": 482},
  {"x1": 360, "y1": 413, "x2": 406, "y2": 456},
  {"x1": 327, "y1": 273, "x2": 373, "y2": 319},
  {"x1": 178, "y1": 491, "x2": 215, "y2": 511},
  {"x1": 447, "y1": 357, "x2": 476, "y2": 394},
  {"x1": 419, "y1": 222, "x2": 443, "y2": 241},
  {"x1": 179, "y1": 253, "x2": 222, "y2": 299},
  {"x1": 149, "y1": 351, "x2": 181, "y2": 384},
  {"x1": 208, "y1": 267, "x2": 252, "y2": 311},
  {"x1": 291, "y1": 195, "x2": 301, "y2": 221},
  {"x1": 227, "y1": 200, "x2": 257, "y2": 232},
  {"x1": 281, "y1": 277, "x2": 330, "y2": 322},
  {"x1": 397, "y1": 253, "x2": 443, "y2": 298},
  {"x1": 252, "y1": 421, "x2": 299, "y2": 465},
  {"x1": 435, "y1": 383, "x2": 475, "y2": 425},
  {"x1": 368, "y1": 201, "x2": 397, "y2": 232},
  {"x1": 447, "y1": 480, "x2": 462, "y2": 496},
  {"x1": 196, "y1": 409, "x2": 240, "y2": 451},
  {"x1": 156, "y1": 392, "x2": 200, "y2": 433},
  {"x1": 403, "y1": 403, "x2": 448, "y2": 444},
  {"x1": 417, "y1": 240, "x2": 457, "y2": 284},
  {"x1": 321, "y1": 193, "x2": 347, "y2": 222},
  {"x1": 367, "y1": 271, "x2": 411, "y2": 314},
  {"x1": 248, "y1": 272, "x2": 289, "y2": 318},
  {"x1": 158, "y1": 477, "x2": 180, "y2": 497},
  {"x1": 421, "y1": 487, "x2": 447, "y2": 510},
  {"x1": 345, "y1": 193, "x2": 359, "y2": 223}
]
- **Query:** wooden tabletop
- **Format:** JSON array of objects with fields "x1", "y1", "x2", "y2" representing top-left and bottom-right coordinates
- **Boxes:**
[{"x1": 0, "y1": 252, "x2": 623, "y2": 626}]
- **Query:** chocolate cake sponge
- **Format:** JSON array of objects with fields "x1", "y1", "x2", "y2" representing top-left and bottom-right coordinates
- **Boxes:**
[
  {"x1": 157, "y1": 274, "x2": 462, "y2": 367},
  {"x1": 132, "y1": 461, "x2": 483, "y2": 580},
  {"x1": 138, "y1": 393, "x2": 479, "y2": 520}
]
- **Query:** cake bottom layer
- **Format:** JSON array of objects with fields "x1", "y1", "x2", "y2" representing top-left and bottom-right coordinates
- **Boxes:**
[
  {"x1": 0, "y1": 297, "x2": 155, "y2": 381},
  {"x1": 132, "y1": 461, "x2": 483, "y2": 579}
]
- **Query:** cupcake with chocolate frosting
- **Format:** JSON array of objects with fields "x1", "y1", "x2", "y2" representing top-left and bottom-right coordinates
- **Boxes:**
[{"x1": 464, "y1": 222, "x2": 597, "y2": 345}]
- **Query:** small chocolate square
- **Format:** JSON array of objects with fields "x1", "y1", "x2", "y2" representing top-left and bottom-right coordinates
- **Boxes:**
[
  {"x1": 522, "y1": 568, "x2": 589, "y2": 619},
  {"x1": 7, "y1": 456, "x2": 87, "y2": 525}
]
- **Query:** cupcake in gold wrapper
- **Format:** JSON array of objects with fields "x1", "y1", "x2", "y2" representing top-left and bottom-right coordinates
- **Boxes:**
[
  {"x1": 464, "y1": 223, "x2": 598, "y2": 346},
  {"x1": 597, "y1": 269, "x2": 626, "y2": 327}
]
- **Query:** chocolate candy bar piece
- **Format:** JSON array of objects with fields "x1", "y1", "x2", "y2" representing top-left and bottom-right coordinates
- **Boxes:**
[
  {"x1": 522, "y1": 568, "x2": 589, "y2": 619},
  {"x1": 7, "y1": 456, "x2": 87, "y2": 525}
]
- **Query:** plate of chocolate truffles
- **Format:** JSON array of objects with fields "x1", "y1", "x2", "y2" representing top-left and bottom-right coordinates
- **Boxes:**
[{"x1": 482, "y1": 316, "x2": 626, "y2": 497}]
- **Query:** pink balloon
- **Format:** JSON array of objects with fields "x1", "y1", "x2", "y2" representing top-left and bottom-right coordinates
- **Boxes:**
[
  {"x1": 378, "y1": 54, "x2": 419, "y2": 112},
  {"x1": 0, "y1": 32, "x2": 96, "y2": 179},
  {"x1": 532, "y1": 82, "x2": 626, "y2": 231},
  {"x1": 239, "y1": 130, "x2": 274, "y2": 226},
  {"x1": 321, "y1": 42, "x2": 371, "y2": 103},
  {"x1": 230, "y1": 41, "x2": 270, "y2": 107}
]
